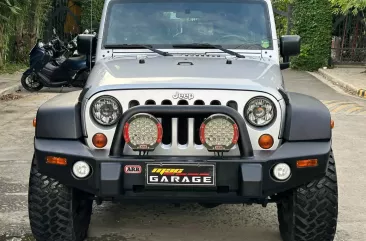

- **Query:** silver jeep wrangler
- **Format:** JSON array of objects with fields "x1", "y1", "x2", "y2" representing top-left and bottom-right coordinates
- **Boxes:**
[{"x1": 28, "y1": 0, "x2": 338, "y2": 240}]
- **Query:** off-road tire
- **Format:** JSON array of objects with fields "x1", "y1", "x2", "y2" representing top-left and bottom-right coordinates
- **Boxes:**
[
  {"x1": 277, "y1": 151, "x2": 338, "y2": 241},
  {"x1": 28, "y1": 165, "x2": 93, "y2": 241},
  {"x1": 21, "y1": 73, "x2": 43, "y2": 92}
]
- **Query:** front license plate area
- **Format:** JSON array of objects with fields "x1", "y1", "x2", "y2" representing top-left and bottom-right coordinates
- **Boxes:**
[{"x1": 146, "y1": 163, "x2": 216, "y2": 186}]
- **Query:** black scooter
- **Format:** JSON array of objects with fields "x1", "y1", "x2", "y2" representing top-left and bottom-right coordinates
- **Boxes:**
[{"x1": 21, "y1": 29, "x2": 94, "y2": 92}]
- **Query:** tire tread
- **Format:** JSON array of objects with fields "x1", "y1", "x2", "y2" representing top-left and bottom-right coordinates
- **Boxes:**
[
  {"x1": 28, "y1": 166, "x2": 92, "y2": 241},
  {"x1": 278, "y1": 152, "x2": 338, "y2": 241}
]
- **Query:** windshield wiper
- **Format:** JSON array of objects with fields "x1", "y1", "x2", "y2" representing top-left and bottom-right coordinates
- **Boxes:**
[
  {"x1": 104, "y1": 44, "x2": 172, "y2": 56},
  {"x1": 172, "y1": 43, "x2": 245, "y2": 58}
]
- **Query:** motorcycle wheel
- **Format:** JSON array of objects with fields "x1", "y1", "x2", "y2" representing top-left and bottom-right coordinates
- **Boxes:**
[{"x1": 21, "y1": 72, "x2": 44, "y2": 92}]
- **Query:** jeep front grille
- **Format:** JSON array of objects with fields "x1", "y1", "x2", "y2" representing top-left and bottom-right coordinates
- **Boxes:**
[
  {"x1": 83, "y1": 89, "x2": 285, "y2": 156},
  {"x1": 123, "y1": 98, "x2": 239, "y2": 147}
]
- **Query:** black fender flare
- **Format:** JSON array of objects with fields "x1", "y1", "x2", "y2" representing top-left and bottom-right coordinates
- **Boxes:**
[
  {"x1": 280, "y1": 91, "x2": 331, "y2": 141},
  {"x1": 35, "y1": 91, "x2": 82, "y2": 139}
]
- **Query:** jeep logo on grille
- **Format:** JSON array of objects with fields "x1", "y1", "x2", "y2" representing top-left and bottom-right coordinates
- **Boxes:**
[{"x1": 172, "y1": 92, "x2": 194, "y2": 100}]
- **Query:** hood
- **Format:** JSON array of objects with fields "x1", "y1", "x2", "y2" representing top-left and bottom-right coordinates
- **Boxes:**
[{"x1": 83, "y1": 56, "x2": 284, "y2": 100}]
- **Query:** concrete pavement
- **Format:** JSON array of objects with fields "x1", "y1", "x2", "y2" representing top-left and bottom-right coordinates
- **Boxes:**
[
  {"x1": 318, "y1": 67, "x2": 366, "y2": 98},
  {"x1": 0, "y1": 69, "x2": 366, "y2": 241},
  {"x1": 0, "y1": 73, "x2": 22, "y2": 96}
]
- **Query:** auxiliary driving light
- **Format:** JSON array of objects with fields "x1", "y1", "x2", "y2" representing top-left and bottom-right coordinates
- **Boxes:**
[
  {"x1": 273, "y1": 163, "x2": 291, "y2": 181},
  {"x1": 123, "y1": 113, "x2": 163, "y2": 151},
  {"x1": 72, "y1": 161, "x2": 91, "y2": 179},
  {"x1": 200, "y1": 114, "x2": 239, "y2": 152}
]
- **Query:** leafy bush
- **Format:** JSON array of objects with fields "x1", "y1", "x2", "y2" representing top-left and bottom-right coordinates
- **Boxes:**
[{"x1": 290, "y1": 0, "x2": 333, "y2": 71}]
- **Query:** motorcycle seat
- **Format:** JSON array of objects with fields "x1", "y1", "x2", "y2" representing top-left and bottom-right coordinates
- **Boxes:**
[{"x1": 63, "y1": 56, "x2": 87, "y2": 70}]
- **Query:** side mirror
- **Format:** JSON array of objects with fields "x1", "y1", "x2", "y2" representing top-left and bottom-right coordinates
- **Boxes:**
[
  {"x1": 280, "y1": 35, "x2": 301, "y2": 70},
  {"x1": 77, "y1": 34, "x2": 97, "y2": 56}
]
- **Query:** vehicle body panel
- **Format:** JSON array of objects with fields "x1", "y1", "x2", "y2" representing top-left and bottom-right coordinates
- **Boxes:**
[
  {"x1": 82, "y1": 56, "x2": 284, "y2": 100},
  {"x1": 32, "y1": 0, "x2": 332, "y2": 205}
]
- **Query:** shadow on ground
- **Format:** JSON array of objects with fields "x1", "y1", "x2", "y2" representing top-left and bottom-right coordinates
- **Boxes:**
[{"x1": 0, "y1": 202, "x2": 282, "y2": 241}]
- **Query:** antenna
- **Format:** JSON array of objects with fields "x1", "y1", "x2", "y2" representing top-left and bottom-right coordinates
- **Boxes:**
[{"x1": 89, "y1": 0, "x2": 93, "y2": 71}]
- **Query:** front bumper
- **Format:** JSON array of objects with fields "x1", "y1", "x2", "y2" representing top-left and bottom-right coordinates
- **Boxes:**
[{"x1": 34, "y1": 138, "x2": 331, "y2": 203}]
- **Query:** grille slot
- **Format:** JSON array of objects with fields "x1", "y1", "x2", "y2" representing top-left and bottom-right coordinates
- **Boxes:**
[
  {"x1": 227, "y1": 101, "x2": 238, "y2": 110},
  {"x1": 145, "y1": 99, "x2": 156, "y2": 105},
  {"x1": 161, "y1": 100, "x2": 172, "y2": 145},
  {"x1": 128, "y1": 100, "x2": 139, "y2": 108},
  {"x1": 210, "y1": 100, "x2": 221, "y2": 105},
  {"x1": 194, "y1": 100, "x2": 205, "y2": 145},
  {"x1": 177, "y1": 100, "x2": 189, "y2": 145}
]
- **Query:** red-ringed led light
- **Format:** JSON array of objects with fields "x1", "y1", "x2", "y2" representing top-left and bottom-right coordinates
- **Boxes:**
[
  {"x1": 200, "y1": 114, "x2": 239, "y2": 152},
  {"x1": 123, "y1": 113, "x2": 163, "y2": 151}
]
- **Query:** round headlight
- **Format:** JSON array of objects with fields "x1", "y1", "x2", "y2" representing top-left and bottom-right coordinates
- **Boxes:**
[
  {"x1": 91, "y1": 95, "x2": 122, "y2": 126},
  {"x1": 244, "y1": 97, "x2": 276, "y2": 127}
]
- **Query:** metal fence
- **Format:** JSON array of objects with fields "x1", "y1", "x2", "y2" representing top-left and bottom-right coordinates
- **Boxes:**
[{"x1": 331, "y1": 12, "x2": 366, "y2": 65}]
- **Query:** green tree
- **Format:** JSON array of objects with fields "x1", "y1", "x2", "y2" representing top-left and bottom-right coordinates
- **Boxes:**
[
  {"x1": 330, "y1": 0, "x2": 366, "y2": 14},
  {"x1": 0, "y1": 0, "x2": 21, "y2": 21},
  {"x1": 0, "y1": 0, "x2": 22, "y2": 66},
  {"x1": 80, "y1": 0, "x2": 104, "y2": 31},
  {"x1": 0, "y1": 0, "x2": 52, "y2": 67}
]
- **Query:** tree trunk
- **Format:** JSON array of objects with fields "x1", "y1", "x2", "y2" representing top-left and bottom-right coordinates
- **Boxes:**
[{"x1": 0, "y1": 24, "x2": 5, "y2": 67}]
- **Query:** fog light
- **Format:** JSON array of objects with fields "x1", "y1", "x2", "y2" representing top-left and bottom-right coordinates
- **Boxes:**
[
  {"x1": 273, "y1": 163, "x2": 291, "y2": 181},
  {"x1": 72, "y1": 161, "x2": 91, "y2": 178}
]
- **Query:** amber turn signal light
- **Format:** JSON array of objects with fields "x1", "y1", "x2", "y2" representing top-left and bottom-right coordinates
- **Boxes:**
[
  {"x1": 331, "y1": 119, "x2": 334, "y2": 129},
  {"x1": 46, "y1": 156, "x2": 67, "y2": 166},
  {"x1": 297, "y1": 159, "x2": 318, "y2": 168},
  {"x1": 258, "y1": 134, "x2": 274, "y2": 149},
  {"x1": 33, "y1": 118, "x2": 36, "y2": 127},
  {"x1": 92, "y1": 133, "x2": 107, "y2": 148}
]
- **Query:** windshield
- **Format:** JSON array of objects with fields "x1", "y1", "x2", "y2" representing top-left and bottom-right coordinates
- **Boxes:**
[{"x1": 103, "y1": 0, "x2": 273, "y2": 50}]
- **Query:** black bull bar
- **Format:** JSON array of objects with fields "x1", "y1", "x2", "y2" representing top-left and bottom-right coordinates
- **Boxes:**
[{"x1": 110, "y1": 105, "x2": 254, "y2": 157}]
